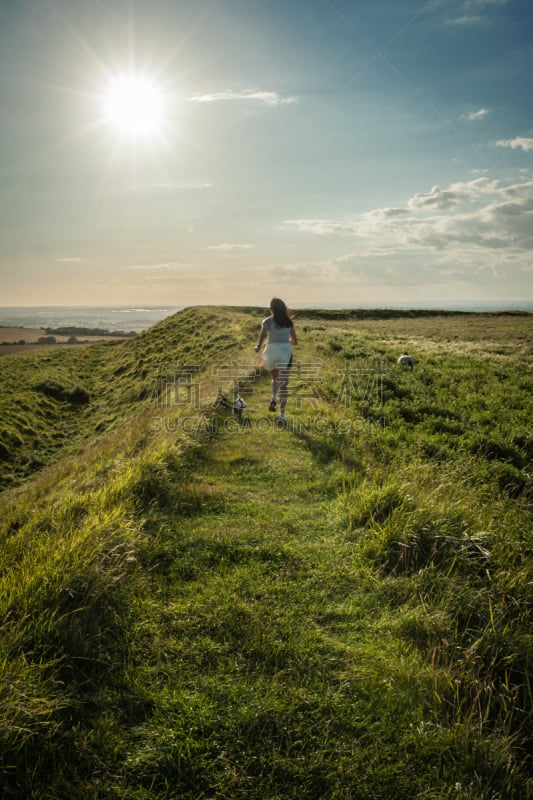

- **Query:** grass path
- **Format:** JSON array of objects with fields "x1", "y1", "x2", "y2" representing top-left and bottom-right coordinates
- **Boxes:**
[{"x1": 122, "y1": 389, "x2": 449, "y2": 800}]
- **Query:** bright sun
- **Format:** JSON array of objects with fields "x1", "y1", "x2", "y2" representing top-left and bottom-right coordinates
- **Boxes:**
[{"x1": 101, "y1": 74, "x2": 165, "y2": 139}]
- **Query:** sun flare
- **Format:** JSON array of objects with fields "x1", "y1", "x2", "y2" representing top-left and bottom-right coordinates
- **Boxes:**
[{"x1": 101, "y1": 74, "x2": 165, "y2": 139}]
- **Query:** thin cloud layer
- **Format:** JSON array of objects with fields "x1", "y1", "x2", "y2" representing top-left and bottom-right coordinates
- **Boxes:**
[
  {"x1": 463, "y1": 108, "x2": 489, "y2": 121},
  {"x1": 496, "y1": 137, "x2": 533, "y2": 152},
  {"x1": 130, "y1": 262, "x2": 191, "y2": 270},
  {"x1": 441, "y1": 0, "x2": 510, "y2": 25},
  {"x1": 189, "y1": 89, "x2": 297, "y2": 105},
  {"x1": 208, "y1": 243, "x2": 254, "y2": 251},
  {"x1": 408, "y1": 177, "x2": 499, "y2": 211},
  {"x1": 285, "y1": 176, "x2": 533, "y2": 287}
]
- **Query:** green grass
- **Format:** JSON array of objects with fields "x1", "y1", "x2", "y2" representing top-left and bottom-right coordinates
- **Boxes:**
[
  {"x1": 0, "y1": 307, "x2": 261, "y2": 489},
  {"x1": 0, "y1": 307, "x2": 531, "y2": 798}
]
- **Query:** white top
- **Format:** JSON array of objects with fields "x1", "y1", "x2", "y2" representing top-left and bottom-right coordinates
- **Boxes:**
[{"x1": 260, "y1": 315, "x2": 293, "y2": 344}]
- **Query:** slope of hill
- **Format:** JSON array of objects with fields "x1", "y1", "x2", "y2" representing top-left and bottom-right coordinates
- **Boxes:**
[
  {"x1": 0, "y1": 306, "x2": 261, "y2": 489},
  {"x1": 0, "y1": 308, "x2": 531, "y2": 799}
]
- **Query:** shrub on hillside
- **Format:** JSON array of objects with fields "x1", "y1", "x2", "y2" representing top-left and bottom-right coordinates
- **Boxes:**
[{"x1": 32, "y1": 380, "x2": 90, "y2": 405}]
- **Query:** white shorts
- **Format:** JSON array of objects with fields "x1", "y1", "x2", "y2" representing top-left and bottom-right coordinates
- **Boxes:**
[{"x1": 261, "y1": 343, "x2": 292, "y2": 371}]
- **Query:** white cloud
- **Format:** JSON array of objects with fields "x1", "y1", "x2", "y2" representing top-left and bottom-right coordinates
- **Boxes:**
[
  {"x1": 365, "y1": 207, "x2": 410, "y2": 220},
  {"x1": 189, "y1": 89, "x2": 298, "y2": 105},
  {"x1": 495, "y1": 137, "x2": 533, "y2": 152},
  {"x1": 446, "y1": 14, "x2": 484, "y2": 25},
  {"x1": 58, "y1": 256, "x2": 82, "y2": 262},
  {"x1": 408, "y1": 177, "x2": 500, "y2": 211},
  {"x1": 130, "y1": 262, "x2": 190, "y2": 270},
  {"x1": 463, "y1": 108, "x2": 489, "y2": 121},
  {"x1": 263, "y1": 261, "x2": 334, "y2": 285},
  {"x1": 208, "y1": 243, "x2": 254, "y2": 251},
  {"x1": 284, "y1": 218, "x2": 361, "y2": 236},
  {"x1": 441, "y1": 0, "x2": 509, "y2": 25},
  {"x1": 286, "y1": 178, "x2": 503, "y2": 236},
  {"x1": 285, "y1": 177, "x2": 533, "y2": 287},
  {"x1": 125, "y1": 182, "x2": 212, "y2": 192},
  {"x1": 409, "y1": 185, "x2": 464, "y2": 211},
  {"x1": 451, "y1": 177, "x2": 500, "y2": 194},
  {"x1": 501, "y1": 180, "x2": 533, "y2": 200}
]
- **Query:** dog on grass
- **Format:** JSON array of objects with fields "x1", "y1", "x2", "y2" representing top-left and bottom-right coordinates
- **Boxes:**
[{"x1": 397, "y1": 352, "x2": 414, "y2": 370}]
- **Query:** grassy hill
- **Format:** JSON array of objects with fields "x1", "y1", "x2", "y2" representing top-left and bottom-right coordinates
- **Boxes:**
[
  {"x1": 0, "y1": 307, "x2": 263, "y2": 489},
  {"x1": 0, "y1": 307, "x2": 531, "y2": 798}
]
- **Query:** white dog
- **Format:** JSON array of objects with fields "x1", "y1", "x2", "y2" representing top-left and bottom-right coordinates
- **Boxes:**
[{"x1": 398, "y1": 352, "x2": 414, "y2": 370}]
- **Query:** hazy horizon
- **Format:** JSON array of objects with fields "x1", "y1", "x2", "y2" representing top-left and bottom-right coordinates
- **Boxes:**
[
  {"x1": 1, "y1": 301, "x2": 533, "y2": 309},
  {"x1": 1, "y1": 0, "x2": 532, "y2": 308}
]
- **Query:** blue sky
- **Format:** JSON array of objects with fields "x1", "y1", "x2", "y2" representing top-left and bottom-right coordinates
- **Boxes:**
[{"x1": 0, "y1": 0, "x2": 532, "y2": 308}]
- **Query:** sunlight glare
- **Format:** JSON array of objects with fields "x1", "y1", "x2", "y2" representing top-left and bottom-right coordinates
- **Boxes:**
[{"x1": 101, "y1": 74, "x2": 165, "y2": 139}]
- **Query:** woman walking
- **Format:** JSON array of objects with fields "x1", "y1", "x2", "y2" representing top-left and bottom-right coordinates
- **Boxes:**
[{"x1": 255, "y1": 298, "x2": 298, "y2": 422}]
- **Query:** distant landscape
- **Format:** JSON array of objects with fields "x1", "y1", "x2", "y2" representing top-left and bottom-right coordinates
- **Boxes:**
[
  {"x1": 0, "y1": 306, "x2": 183, "y2": 333},
  {"x1": 0, "y1": 326, "x2": 136, "y2": 356},
  {"x1": 0, "y1": 307, "x2": 531, "y2": 799}
]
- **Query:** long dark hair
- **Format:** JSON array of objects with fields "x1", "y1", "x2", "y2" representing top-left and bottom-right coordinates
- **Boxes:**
[{"x1": 270, "y1": 297, "x2": 293, "y2": 328}]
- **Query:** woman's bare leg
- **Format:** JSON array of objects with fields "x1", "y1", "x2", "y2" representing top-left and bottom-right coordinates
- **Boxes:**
[
  {"x1": 271, "y1": 368, "x2": 279, "y2": 400},
  {"x1": 278, "y1": 367, "x2": 289, "y2": 414}
]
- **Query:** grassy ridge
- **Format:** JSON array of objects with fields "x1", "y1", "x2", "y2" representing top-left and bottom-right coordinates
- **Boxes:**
[
  {"x1": 0, "y1": 307, "x2": 260, "y2": 489},
  {"x1": 0, "y1": 307, "x2": 531, "y2": 798}
]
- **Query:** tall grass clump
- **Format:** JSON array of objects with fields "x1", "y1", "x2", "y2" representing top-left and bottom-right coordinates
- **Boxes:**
[
  {"x1": 0, "y1": 400, "x2": 220, "y2": 797},
  {"x1": 340, "y1": 454, "x2": 532, "y2": 791}
]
